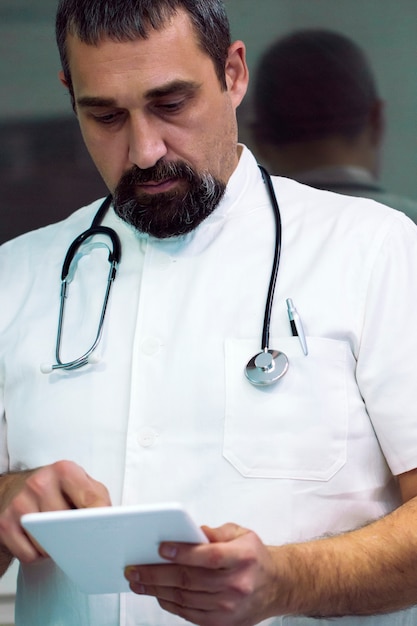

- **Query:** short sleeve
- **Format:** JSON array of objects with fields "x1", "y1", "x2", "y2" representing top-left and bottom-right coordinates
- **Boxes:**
[{"x1": 356, "y1": 213, "x2": 417, "y2": 474}]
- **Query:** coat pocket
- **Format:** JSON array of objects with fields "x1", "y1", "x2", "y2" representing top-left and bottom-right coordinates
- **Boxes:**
[{"x1": 224, "y1": 337, "x2": 351, "y2": 481}]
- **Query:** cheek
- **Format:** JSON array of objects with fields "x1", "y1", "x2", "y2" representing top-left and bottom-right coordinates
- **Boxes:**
[
  {"x1": 201, "y1": 108, "x2": 238, "y2": 180},
  {"x1": 79, "y1": 127, "x2": 125, "y2": 193}
]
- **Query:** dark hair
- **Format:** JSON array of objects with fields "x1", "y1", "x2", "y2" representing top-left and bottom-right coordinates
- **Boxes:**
[
  {"x1": 56, "y1": 0, "x2": 231, "y2": 102},
  {"x1": 253, "y1": 29, "x2": 379, "y2": 144}
]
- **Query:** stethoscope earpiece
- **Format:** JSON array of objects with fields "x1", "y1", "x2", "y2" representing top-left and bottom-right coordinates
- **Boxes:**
[{"x1": 245, "y1": 349, "x2": 289, "y2": 387}]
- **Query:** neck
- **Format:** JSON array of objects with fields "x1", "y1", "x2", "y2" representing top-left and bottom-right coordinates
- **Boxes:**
[{"x1": 256, "y1": 131, "x2": 379, "y2": 179}]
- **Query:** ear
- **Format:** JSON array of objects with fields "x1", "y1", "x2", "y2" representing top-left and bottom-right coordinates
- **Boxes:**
[
  {"x1": 58, "y1": 70, "x2": 77, "y2": 113},
  {"x1": 369, "y1": 99, "x2": 385, "y2": 147},
  {"x1": 224, "y1": 40, "x2": 249, "y2": 108},
  {"x1": 58, "y1": 70, "x2": 69, "y2": 89}
]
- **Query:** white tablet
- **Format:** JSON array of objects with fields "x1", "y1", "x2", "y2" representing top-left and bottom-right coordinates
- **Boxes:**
[{"x1": 21, "y1": 502, "x2": 207, "y2": 595}]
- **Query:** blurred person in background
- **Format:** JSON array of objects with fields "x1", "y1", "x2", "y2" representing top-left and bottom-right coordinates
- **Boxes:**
[{"x1": 252, "y1": 29, "x2": 417, "y2": 223}]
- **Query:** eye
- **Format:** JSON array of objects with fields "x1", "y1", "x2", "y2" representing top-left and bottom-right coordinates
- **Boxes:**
[
  {"x1": 154, "y1": 96, "x2": 191, "y2": 115},
  {"x1": 92, "y1": 111, "x2": 125, "y2": 125},
  {"x1": 157, "y1": 101, "x2": 184, "y2": 113}
]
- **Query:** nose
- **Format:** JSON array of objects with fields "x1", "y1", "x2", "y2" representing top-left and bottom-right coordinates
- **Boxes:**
[{"x1": 127, "y1": 114, "x2": 168, "y2": 170}]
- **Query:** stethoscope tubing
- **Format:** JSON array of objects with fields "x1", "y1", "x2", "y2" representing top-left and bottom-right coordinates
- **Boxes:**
[
  {"x1": 61, "y1": 225, "x2": 121, "y2": 281},
  {"x1": 258, "y1": 165, "x2": 282, "y2": 351},
  {"x1": 43, "y1": 166, "x2": 287, "y2": 384},
  {"x1": 46, "y1": 221, "x2": 121, "y2": 372}
]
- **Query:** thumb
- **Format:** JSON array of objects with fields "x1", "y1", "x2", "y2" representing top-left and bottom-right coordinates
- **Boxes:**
[{"x1": 201, "y1": 522, "x2": 249, "y2": 543}]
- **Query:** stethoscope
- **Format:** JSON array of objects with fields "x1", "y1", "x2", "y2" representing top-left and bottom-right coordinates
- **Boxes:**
[
  {"x1": 40, "y1": 195, "x2": 120, "y2": 374},
  {"x1": 41, "y1": 166, "x2": 301, "y2": 386}
]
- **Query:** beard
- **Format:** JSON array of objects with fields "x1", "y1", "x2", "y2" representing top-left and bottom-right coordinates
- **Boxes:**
[{"x1": 112, "y1": 160, "x2": 226, "y2": 239}]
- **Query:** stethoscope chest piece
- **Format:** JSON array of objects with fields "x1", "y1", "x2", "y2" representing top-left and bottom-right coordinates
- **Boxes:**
[{"x1": 245, "y1": 349, "x2": 289, "y2": 387}]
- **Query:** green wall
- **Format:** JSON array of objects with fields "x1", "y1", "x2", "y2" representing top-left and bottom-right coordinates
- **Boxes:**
[{"x1": 1, "y1": 0, "x2": 417, "y2": 198}]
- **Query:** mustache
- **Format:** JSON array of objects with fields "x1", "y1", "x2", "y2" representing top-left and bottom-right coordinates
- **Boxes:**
[
  {"x1": 117, "y1": 160, "x2": 196, "y2": 188},
  {"x1": 112, "y1": 159, "x2": 227, "y2": 238}
]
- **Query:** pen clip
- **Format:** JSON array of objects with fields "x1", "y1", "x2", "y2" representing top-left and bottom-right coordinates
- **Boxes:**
[{"x1": 286, "y1": 298, "x2": 308, "y2": 356}]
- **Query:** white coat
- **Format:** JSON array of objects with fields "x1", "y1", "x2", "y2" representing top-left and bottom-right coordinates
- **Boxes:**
[{"x1": 1, "y1": 147, "x2": 417, "y2": 625}]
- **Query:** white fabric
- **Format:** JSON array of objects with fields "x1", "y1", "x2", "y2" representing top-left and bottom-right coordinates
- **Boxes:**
[{"x1": 1, "y1": 146, "x2": 417, "y2": 625}]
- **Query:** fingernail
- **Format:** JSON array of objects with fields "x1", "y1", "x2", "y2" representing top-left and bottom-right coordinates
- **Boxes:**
[
  {"x1": 160, "y1": 544, "x2": 177, "y2": 559},
  {"x1": 125, "y1": 566, "x2": 140, "y2": 582}
]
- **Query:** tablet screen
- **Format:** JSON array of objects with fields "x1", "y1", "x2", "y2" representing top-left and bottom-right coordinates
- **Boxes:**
[{"x1": 21, "y1": 502, "x2": 207, "y2": 594}]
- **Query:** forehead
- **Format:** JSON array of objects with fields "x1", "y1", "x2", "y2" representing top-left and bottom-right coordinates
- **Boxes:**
[{"x1": 65, "y1": 11, "x2": 216, "y2": 96}]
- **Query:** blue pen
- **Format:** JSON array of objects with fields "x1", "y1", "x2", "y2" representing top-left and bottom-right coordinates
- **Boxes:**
[{"x1": 286, "y1": 298, "x2": 308, "y2": 356}]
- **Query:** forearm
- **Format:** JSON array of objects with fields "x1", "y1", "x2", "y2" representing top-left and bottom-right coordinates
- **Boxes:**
[{"x1": 273, "y1": 497, "x2": 417, "y2": 618}]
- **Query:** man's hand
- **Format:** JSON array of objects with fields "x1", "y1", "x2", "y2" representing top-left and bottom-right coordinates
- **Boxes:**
[
  {"x1": 0, "y1": 460, "x2": 111, "y2": 567},
  {"x1": 125, "y1": 523, "x2": 282, "y2": 626},
  {"x1": 125, "y1": 486, "x2": 417, "y2": 625}
]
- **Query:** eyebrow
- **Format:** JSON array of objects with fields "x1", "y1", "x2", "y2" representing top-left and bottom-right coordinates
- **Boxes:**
[
  {"x1": 145, "y1": 79, "x2": 201, "y2": 99},
  {"x1": 77, "y1": 96, "x2": 117, "y2": 108},
  {"x1": 76, "y1": 79, "x2": 201, "y2": 109}
]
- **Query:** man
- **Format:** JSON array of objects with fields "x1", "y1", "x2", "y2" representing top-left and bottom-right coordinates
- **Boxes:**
[
  {"x1": 251, "y1": 29, "x2": 417, "y2": 223},
  {"x1": 1, "y1": 1, "x2": 417, "y2": 625}
]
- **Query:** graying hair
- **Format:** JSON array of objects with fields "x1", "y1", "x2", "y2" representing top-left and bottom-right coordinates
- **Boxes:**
[{"x1": 56, "y1": 0, "x2": 231, "y2": 106}]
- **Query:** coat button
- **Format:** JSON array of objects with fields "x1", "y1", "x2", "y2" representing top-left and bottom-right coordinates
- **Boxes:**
[
  {"x1": 137, "y1": 428, "x2": 158, "y2": 448},
  {"x1": 140, "y1": 337, "x2": 162, "y2": 355}
]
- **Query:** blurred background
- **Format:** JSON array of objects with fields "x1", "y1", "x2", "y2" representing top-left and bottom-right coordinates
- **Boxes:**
[
  {"x1": 0, "y1": 0, "x2": 416, "y2": 619},
  {"x1": 1, "y1": 0, "x2": 417, "y2": 245}
]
